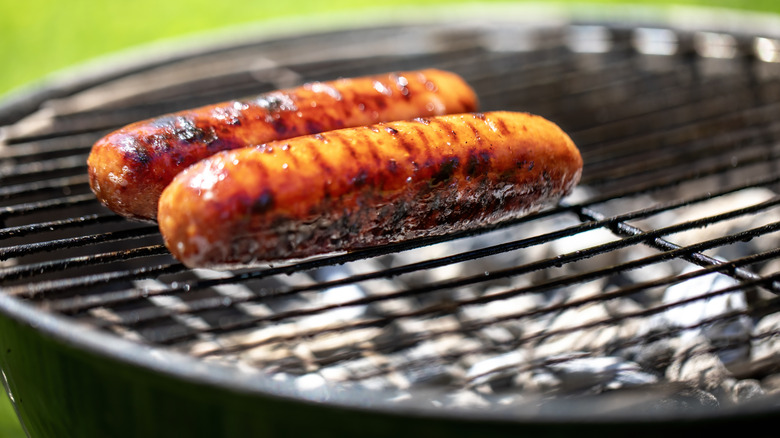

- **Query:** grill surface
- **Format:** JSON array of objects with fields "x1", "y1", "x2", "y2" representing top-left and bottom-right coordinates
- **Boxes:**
[{"x1": 1, "y1": 4, "x2": 780, "y2": 424}]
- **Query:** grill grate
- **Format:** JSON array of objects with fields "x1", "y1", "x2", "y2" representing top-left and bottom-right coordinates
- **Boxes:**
[{"x1": 2, "y1": 16, "x2": 780, "y2": 416}]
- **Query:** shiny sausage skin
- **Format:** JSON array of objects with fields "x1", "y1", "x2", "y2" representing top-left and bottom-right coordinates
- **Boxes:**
[
  {"x1": 87, "y1": 69, "x2": 478, "y2": 220},
  {"x1": 158, "y1": 111, "x2": 583, "y2": 269}
]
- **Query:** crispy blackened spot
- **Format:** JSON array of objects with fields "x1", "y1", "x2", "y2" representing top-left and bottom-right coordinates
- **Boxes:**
[
  {"x1": 251, "y1": 189, "x2": 275, "y2": 214},
  {"x1": 272, "y1": 117, "x2": 291, "y2": 136},
  {"x1": 415, "y1": 117, "x2": 431, "y2": 125},
  {"x1": 385, "y1": 126, "x2": 399, "y2": 135},
  {"x1": 352, "y1": 168, "x2": 369, "y2": 188},
  {"x1": 305, "y1": 119, "x2": 324, "y2": 135},
  {"x1": 465, "y1": 153, "x2": 479, "y2": 177},
  {"x1": 387, "y1": 159, "x2": 399, "y2": 174},
  {"x1": 431, "y1": 156, "x2": 460, "y2": 186},
  {"x1": 465, "y1": 149, "x2": 493, "y2": 177},
  {"x1": 170, "y1": 151, "x2": 188, "y2": 166}
]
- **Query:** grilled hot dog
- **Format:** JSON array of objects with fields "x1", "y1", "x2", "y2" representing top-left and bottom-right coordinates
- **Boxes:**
[
  {"x1": 158, "y1": 111, "x2": 583, "y2": 269},
  {"x1": 87, "y1": 69, "x2": 478, "y2": 220}
]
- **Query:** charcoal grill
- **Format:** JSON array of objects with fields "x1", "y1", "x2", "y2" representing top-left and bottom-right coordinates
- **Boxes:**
[{"x1": 1, "y1": 4, "x2": 780, "y2": 437}]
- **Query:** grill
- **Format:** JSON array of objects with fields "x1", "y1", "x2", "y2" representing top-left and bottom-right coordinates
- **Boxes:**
[{"x1": 1, "y1": 4, "x2": 780, "y2": 437}]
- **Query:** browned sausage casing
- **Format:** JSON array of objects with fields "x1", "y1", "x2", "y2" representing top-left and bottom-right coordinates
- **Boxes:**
[
  {"x1": 87, "y1": 69, "x2": 478, "y2": 220},
  {"x1": 158, "y1": 111, "x2": 583, "y2": 269}
]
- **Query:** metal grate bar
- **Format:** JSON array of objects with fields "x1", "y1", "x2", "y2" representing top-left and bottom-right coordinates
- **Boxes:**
[
  {"x1": 575, "y1": 205, "x2": 776, "y2": 291},
  {"x1": 0, "y1": 193, "x2": 96, "y2": 221},
  {"x1": 2, "y1": 263, "x2": 185, "y2": 298},
  {"x1": 0, "y1": 175, "x2": 90, "y2": 202},
  {"x1": 0, "y1": 133, "x2": 100, "y2": 157},
  {"x1": 0, "y1": 244, "x2": 169, "y2": 282},
  {"x1": 0, "y1": 225, "x2": 158, "y2": 261},
  {"x1": 0, "y1": 214, "x2": 123, "y2": 239},
  {"x1": 0, "y1": 154, "x2": 88, "y2": 182}
]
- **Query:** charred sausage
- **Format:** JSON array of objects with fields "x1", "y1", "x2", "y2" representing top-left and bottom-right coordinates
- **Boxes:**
[
  {"x1": 87, "y1": 69, "x2": 478, "y2": 220},
  {"x1": 158, "y1": 111, "x2": 583, "y2": 269}
]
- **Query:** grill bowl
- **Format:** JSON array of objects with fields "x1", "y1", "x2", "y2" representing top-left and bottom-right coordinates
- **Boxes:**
[{"x1": 1, "y1": 4, "x2": 780, "y2": 437}]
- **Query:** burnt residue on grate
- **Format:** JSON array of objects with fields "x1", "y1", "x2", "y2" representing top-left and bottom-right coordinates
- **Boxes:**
[{"x1": 1, "y1": 21, "x2": 780, "y2": 415}]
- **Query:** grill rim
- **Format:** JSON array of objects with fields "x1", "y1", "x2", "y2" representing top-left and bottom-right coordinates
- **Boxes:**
[{"x1": 2, "y1": 2, "x2": 780, "y2": 427}]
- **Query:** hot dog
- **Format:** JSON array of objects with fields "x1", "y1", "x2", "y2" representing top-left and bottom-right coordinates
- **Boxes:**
[
  {"x1": 87, "y1": 69, "x2": 478, "y2": 220},
  {"x1": 158, "y1": 111, "x2": 583, "y2": 269}
]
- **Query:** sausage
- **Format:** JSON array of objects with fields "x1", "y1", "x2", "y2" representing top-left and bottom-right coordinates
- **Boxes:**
[
  {"x1": 157, "y1": 111, "x2": 583, "y2": 269},
  {"x1": 87, "y1": 69, "x2": 478, "y2": 220}
]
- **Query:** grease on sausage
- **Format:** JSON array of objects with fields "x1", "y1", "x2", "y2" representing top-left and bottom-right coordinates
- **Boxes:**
[
  {"x1": 87, "y1": 69, "x2": 478, "y2": 220},
  {"x1": 158, "y1": 111, "x2": 583, "y2": 269}
]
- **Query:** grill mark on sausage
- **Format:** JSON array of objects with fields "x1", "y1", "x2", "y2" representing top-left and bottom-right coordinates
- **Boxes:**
[
  {"x1": 337, "y1": 132, "x2": 359, "y2": 160},
  {"x1": 307, "y1": 141, "x2": 334, "y2": 191},
  {"x1": 494, "y1": 117, "x2": 510, "y2": 135},
  {"x1": 464, "y1": 118, "x2": 483, "y2": 147},
  {"x1": 120, "y1": 137, "x2": 152, "y2": 166},
  {"x1": 394, "y1": 129, "x2": 416, "y2": 154}
]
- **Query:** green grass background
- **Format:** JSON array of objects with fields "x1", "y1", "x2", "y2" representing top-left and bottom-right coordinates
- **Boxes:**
[{"x1": 0, "y1": 0, "x2": 778, "y2": 436}]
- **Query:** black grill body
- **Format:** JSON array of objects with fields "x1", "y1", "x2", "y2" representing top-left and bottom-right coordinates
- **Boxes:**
[{"x1": 1, "y1": 5, "x2": 780, "y2": 437}]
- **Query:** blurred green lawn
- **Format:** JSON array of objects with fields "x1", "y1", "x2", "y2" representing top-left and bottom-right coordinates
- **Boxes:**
[
  {"x1": 1, "y1": 0, "x2": 779, "y2": 436},
  {"x1": 2, "y1": 0, "x2": 780, "y2": 97}
]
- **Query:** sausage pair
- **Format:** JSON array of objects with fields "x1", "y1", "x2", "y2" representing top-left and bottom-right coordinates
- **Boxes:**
[{"x1": 88, "y1": 70, "x2": 582, "y2": 268}]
